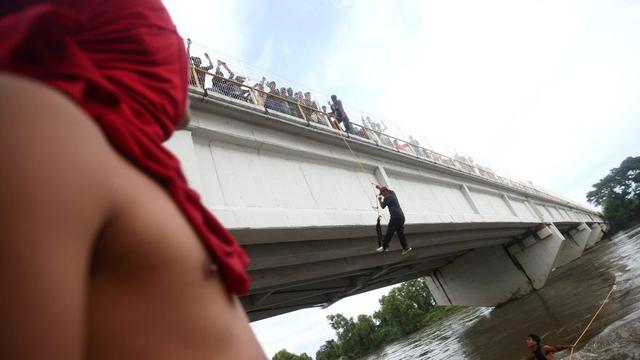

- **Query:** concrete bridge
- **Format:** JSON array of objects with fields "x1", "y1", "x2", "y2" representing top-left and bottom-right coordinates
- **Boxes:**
[{"x1": 166, "y1": 88, "x2": 605, "y2": 321}]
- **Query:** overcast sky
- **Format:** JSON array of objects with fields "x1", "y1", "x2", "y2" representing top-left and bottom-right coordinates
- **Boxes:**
[{"x1": 163, "y1": 0, "x2": 640, "y2": 357}]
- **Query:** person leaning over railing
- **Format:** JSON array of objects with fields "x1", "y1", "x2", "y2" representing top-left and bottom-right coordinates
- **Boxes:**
[
  {"x1": 229, "y1": 76, "x2": 251, "y2": 102},
  {"x1": 330, "y1": 94, "x2": 353, "y2": 134},
  {"x1": 210, "y1": 60, "x2": 234, "y2": 97},
  {"x1": 186, "y1": 39, "x2": 213, "y2": 88}
]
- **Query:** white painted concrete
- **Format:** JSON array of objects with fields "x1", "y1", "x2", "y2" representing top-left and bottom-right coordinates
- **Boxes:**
[
  {"x1": 426, "y1": 224, "x2": 573, "y2": 306},
  {"x1": 425, "y1": 245, "x2": 532, "y2": 306},
  {"x1": 553, "y1": 223, "x2": 592, "y2": 268},
  {"x1": 510, "y1": 224, "x2": 564, "y2": 289},
  {"x1": 585, "y1": 223, "x2": 604, "y2": 249},
  {"x1": 164, "y1": 92, "x2": 606, "y2": 319}
]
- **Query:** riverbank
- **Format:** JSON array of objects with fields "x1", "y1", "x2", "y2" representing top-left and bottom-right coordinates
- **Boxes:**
[{"x1": 363, "y1": 227, "x2": 640, "y2": 359}]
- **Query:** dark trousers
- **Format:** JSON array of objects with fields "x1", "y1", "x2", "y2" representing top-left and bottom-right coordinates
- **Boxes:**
[{"x1": 383, "y1": 216, "x2": 408, "y2": 250}]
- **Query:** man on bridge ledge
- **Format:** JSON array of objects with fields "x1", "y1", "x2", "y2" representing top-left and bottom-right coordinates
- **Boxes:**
[{"x1": 376, "y1": 185, "x2": 412, "y2": 255}]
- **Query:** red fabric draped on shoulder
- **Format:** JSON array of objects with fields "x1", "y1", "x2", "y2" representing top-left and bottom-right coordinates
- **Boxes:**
[{"x1": 0, "y1": 0, "x2": 250, "y2": 295}]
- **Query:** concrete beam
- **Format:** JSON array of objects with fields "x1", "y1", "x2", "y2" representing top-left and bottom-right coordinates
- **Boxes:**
[
  {"x1": 425, "y1": 245, "x2": 532, "y2": 306},
  {"x1": 553, "y1": 223, "x2": 591, "y2": 268},
  {"x1": 585, "y1": 223, "x2": 603, "y2": 249},
  {"x1": 245, "y1": 227, "x2": 527, "y2": 270},
  {"x1": 507, "y1": 223, "x2": 564, "y2": 289},
  {"x1": 425, "y1": 224, "x2": 565, "y2": 306}
]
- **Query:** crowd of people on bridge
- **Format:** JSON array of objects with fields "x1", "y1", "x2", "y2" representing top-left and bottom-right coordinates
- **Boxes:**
[
  {"x1": 187, "y1": 41, "x2": 476, "y2": 171},
  {"x1": 187, "y1": 40, "x2": 431, "y2": 152}
]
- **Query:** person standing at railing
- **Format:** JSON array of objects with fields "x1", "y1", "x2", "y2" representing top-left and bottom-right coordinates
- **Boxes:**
[
  {"x1": 330, "y1": 94, "x2": 353, "y2": 134},
  {"x1": 376, "y1": 186, "x2": 412, "y2": 255},
  {"x1": 303, "y1": 92, "x2": 326, "y2": 125},
  {"x1": 408, "y1": 135, "x2": 424, "y2": 157},
  {"x1": 265, "y1": 81, "x2": 284, "y2": 113},
  {"x1": 187, "y1": 39, "x2": 214, "y2": 88},
  {"x1": 279, "y1": 86, "x2": 291, "y2": 114},
  {"x1": 286, "y1": 87, "x2": 301, "y2": 117},
  {"x1": 253, "y1": 77, "x2": 267, "y2": 106}
]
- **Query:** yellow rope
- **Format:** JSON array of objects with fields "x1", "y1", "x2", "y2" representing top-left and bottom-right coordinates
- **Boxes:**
[
  {"x1": 338, "y1": 132, "x2": 382, "y2": 216},
  {"x1": 568, "y1": 286, "x2": 615, "y2": 359}
]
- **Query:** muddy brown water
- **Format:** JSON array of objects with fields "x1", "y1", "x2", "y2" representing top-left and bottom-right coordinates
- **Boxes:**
[{"x1": 364, "y1": 227, "x2": 640, "y2": 359}]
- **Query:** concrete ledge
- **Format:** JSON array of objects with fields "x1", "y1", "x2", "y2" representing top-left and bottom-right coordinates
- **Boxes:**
[
  {"x1": 553, "y1": 223, "x2": 591, "y2": 268},
  {"x1": 586, "y1": 223, "x2": 603, "y2": 248}
]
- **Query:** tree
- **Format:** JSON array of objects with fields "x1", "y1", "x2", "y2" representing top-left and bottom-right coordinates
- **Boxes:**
[
  {"x1": 587, "y1": 156, "x2": 640, "y2": 232},
  {"x1": 316, "y1": 339, "x2": 342, "y2": 360},
  {"x1": 271, "y1": 349, "x2": 312, "y2": 360},
  {"x1": 316, "y1": 278, "x2": 457, "y2": 359},
  {"x1": 326, "y1": 313, "x2": 383, "y2": 359},
  {"x1": 374, "y1": 278, "x2": 434, "y2": 336}
]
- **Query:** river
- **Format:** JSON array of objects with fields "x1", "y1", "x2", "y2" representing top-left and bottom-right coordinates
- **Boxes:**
[{"x1": 363, "y1": 226, "x2": 640, "y2": 360}]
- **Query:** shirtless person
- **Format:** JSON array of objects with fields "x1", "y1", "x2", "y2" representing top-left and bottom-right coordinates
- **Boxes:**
[
  {"x1": 0, "y1": 1, "x2": 266, "y2": 359},
  {"x1": 520, "y1": 334, "x2": 574, "y2": 360}
]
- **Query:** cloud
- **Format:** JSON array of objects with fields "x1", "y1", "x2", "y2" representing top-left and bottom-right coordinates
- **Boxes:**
[
  {"x1": 255, "y1": 37, "x2": 275, "y2": 72},
  {"x1": 307, "y1": 0, "x2": 640, "y2": 207},
  {"x1": 162, "y1": 0, "x2": 248, "y2": 58},
  {"x1": 280, "y1": 40, "x2": 291, "y2": 55}
]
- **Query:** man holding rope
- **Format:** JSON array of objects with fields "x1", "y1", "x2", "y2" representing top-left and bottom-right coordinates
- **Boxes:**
[
  {"x1": 520, "y1": 334, "x2": 574, "y2": 360},
  {"x1": 376, "y1": 185, "x2": 412, "y2": 255}
]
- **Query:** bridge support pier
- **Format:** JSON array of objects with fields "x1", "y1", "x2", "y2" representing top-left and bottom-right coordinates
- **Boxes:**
[
  {"x1": 585, "y1": 223, "x2": 603, "y2": 249},
  {"x1": 553, "y1": 223, "x2": 591, "y2": 268},
  {"x1": 425, "y1": 223, "x2": 565, "y2": 306}
]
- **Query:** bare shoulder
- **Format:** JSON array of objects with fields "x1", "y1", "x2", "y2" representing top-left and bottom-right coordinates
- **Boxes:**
[
  {"x1": 0, "y1": 73, "x2": 117, "y2": 359},
  {"x1": 0, "y1": 72, "x2": 119, "y2": 238}
]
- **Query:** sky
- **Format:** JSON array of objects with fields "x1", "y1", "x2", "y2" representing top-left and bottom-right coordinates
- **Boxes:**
[{"x1": 162, "y1": 0, "x2": 640, "y2": 357}]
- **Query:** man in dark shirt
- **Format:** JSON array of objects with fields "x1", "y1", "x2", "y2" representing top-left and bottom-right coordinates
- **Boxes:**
[
  {"x1": 521, "y1": 334, "x2": 574, "y2": 360},
  {"x1": 330, "y1": 94, "x2": 353, "y2": 134},
  {"x1": 376, "y1": 185, "x2": 412, "y2": 255}
]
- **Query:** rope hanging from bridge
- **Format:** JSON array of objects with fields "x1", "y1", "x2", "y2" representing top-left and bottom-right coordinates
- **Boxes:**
[
  {"x1": 338, "y1": 130, "x2": 386, "y2": 246},
  {"x1": 568, "y1": 285, "x2": 615, "y2": 360}
]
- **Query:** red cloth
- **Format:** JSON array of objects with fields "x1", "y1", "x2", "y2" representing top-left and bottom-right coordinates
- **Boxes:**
[{"x1": 0, "y1": 0, "x2": 250, "y2": 295}]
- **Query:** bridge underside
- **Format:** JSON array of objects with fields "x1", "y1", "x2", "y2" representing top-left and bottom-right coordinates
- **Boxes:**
[
  {"x1": 239, "y1": 221, "x2": 601, "y2": 321},
  {"x1": 239, "y1": 221, "x2": 561, "y2": 321}
]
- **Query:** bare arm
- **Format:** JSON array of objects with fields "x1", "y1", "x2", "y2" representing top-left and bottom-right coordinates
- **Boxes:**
[
  {"x1": 0, "y1": 74, "x2": 114, "y2": 360},
  {"x1": 544, "y1": 344, "x2": 574, "y2": 353},
  {"x1": 202, "y1": 53, "x2": 214, "y2": 71},
  {"x1": 222, "y1": 63, "x2": 234, "y2": 79}
]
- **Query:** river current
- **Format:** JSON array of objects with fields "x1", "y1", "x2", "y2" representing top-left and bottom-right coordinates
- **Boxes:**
[{"x1": 364, "y1": 226, "x2": 640, "y2": 360}]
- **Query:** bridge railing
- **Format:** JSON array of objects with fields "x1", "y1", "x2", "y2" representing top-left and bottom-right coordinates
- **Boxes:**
[{"x1": 185, "y1": 43, "x2": 567, "y2": 204}]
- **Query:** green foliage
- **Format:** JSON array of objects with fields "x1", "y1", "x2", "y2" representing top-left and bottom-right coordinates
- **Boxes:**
[
  {"x1": 586, "y1": 156, "x2": 640, "y2": 232},
  {"x1": 374, "y1": 278, "x2": 436, "y2": 336},
  {"x1": 324, "y1": 313, "x2": 383, "y2": 359},
  {"x1": 314, "y1": 278, "x2": 458, "y2": 360},
  {"x1": 271, "y1": 349, "x2": 312, "y2": 360},
  {"x1": 315, "y1": 339, "x2": 341, "y2": 360}
]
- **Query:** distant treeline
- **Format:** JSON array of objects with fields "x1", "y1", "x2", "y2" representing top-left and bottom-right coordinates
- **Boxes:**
[
  {"x1": 272, "y1": 278, "x2": 461, "y2": 360},
  {"x1": 587, "y1": 156, "x2": 640, "y2": 234}
]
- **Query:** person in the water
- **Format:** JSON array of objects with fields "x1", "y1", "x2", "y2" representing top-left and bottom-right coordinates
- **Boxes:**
[{"x1": 520, "y1": 334, "x2": 574, "y2": 360}]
